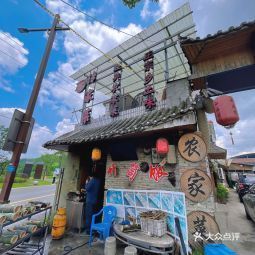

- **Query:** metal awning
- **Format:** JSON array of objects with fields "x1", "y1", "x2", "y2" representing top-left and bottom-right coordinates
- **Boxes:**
[{"x1": 70, "y1": 3, "x2": 196, "y2": 98}]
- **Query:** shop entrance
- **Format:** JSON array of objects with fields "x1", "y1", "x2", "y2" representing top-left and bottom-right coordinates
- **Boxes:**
[{"x1": 78, "y1": 145, "x2": 107, "y2": 218}]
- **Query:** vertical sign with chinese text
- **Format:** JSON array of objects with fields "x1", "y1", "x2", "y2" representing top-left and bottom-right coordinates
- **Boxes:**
[
  {"x1": 143, "y1": 51, "x2": 156, "y2": 110},
  {"x1": 75, "y1": 70, "x2": 97, "y2": 125},
  {"x1": 110, "y1": 64, "x2": 122, "y2": 118}
]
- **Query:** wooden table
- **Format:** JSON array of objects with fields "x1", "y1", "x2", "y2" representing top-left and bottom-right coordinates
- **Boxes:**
[{"x1": 113, "y1": 224, "x2": 175, "y2": 254}]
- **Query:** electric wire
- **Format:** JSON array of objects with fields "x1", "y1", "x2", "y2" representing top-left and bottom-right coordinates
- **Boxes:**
[
  {"x1": 0, "y1": 36, "x2": 27, "y2": 55},
  {"x1": 0, "y1": 114, "x2": 76, "y2": 134},
  {"x1": 33, "y1": 0, "x2": 132, "y2": 72},
  {"x1": 0, "y1": 31, "x2": 24, "y2": 48},
  {"x1": 0, "y1": 48, "x2": 26, "y2": 66},
  {"x1": 58, "y1": 0, "x2": 166, "y2": 75},
  {"x1": 59, "y1": 0, "x2": 158, "y2": 44}
]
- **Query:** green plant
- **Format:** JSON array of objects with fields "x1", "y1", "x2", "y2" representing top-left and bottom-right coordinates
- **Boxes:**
[
  {"x1": 217, "y1": 183, "x2": 229, "y2": 203},
  {"x1": 13, "y1": 177, "x2": 27, "y2": 183},
  {"x1": 0, "y1": 176, "x2": 26, "y2": 183},
  {"x1": 192, "y1": 248, "x2": 204, "y2": 255}
]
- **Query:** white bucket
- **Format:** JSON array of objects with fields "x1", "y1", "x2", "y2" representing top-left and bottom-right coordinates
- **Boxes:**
[
  {"x1": 104, "y1": 236, "x2": 116, "y2": 255},
  {"x1": 124, "y1": 246, "x2": 137, "y2": 255}
]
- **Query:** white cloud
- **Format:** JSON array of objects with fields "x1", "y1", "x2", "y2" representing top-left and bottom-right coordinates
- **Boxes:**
[
  {"x1": 0, "y1": 107, "x2": 75, "y2": 158},
  {"x1": 0, "y1": 31, "x2": 28, "y2": 93},
  {"x1": 38, "y1": 0, "x2": 142, "y2": 119},
  {"x1": 141, "y1": 0, "x2": 172, "y2": 20},
  {"x1": 0, "y1": 108, "x2": 25, "y2": 127}
]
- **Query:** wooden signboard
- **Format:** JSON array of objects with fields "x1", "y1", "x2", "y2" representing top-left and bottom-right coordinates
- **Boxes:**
[
  {"x1": 178, "y1": 133, "x2": 207, "y2": 162},
  {"x1": 180, "y1": 169, "x2": 212, "y2": 202},
  {"x1": 188, "y1": 211, "x2": 220, "y2": 249}
]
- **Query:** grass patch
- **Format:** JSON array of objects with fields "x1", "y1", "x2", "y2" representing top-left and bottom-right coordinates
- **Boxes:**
[{"x1": 0, "y1": 179, "x2": 52, "y2": 188}]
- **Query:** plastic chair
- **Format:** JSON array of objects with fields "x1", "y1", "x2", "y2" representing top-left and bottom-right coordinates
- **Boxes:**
[{"x1": 89, "y1": 205, "x2": 117, "y2": 246}]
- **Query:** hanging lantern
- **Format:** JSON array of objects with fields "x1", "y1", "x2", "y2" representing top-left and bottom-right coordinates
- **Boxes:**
[
  {"x1": 213, "y1": 95, "x2": 239, "y2": 127},
  {"x1": 156, "y1": 138, "x2": 169, "y2": 155},
  {"x1": 91, "y1": 148, "x2": 101, "y2": 161}
]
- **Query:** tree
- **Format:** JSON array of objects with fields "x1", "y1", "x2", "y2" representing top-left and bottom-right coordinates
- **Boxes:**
[
  {"x1": 37, "y1": 152, "x2": 62, "y2": 176},
  {"x1": 0, "y1": 126, "x2": 9, "y2": 175},
  {"x1": 122, "y1": 0, "x2": 158, "y2": 8}
]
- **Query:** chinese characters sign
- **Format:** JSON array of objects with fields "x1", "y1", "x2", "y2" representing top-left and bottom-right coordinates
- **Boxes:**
[
  {"x1": 76, "y1": 70, "x2": 97, "y2": 125},
  {"x1": 188, "y1": 211, "x2": 220, "y2": 248},
  {"x1": 75, "y1": 71, "x2": 97, "y2": 93},
  {"x1": 149, "y1": 164, "x2": 168, "y2": 182},
  {"x1": 178, "y1": 133, "x2": 207, "y2": 162},
  {"x1": 180, "y1": 169, "x2": 212, "y2": 202},
  {"x1": 126, "y1": 163, "x2": 140, "y2": 182},
  {"x1": 110, "y1": 64, "x2": 122, "y2": 118},
  {"x1": 107, "y1": 163, "x2": 118, "y2": 177},
  {"x1": 143, "y1": 51, "x2": 156, "y2": 110}
]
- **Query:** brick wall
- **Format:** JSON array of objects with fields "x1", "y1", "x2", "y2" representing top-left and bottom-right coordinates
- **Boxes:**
[{"x1": 105, "y1": 146, "x2": 215, "y2": 214}]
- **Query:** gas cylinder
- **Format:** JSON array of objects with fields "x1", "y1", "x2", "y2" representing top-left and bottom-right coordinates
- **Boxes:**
[
  {"x1": 213, "y1": 95, "x2": 239, "y2": 127},
  {"x1": 51, "y1": 207, "x2": 66, "y2": 239}
]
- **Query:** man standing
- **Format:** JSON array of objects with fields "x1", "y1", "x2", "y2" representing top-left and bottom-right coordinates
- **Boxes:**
[{"x1": 84, "y1": 173, "x2": 101, "y2": 234}]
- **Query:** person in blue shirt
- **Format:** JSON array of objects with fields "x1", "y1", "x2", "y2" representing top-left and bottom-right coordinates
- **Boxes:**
[{"x1": 84, "y1": 172, "x2": 101, "y2": 233}]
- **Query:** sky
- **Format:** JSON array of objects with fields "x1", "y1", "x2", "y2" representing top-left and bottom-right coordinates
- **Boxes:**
[{"x1": 0, "y1": 0, "x2": 255, "y2": 158}]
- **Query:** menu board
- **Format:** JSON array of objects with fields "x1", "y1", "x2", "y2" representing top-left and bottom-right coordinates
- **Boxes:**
[{"x1": 106, "y1": 189, "x2": 188, "y2": 248}]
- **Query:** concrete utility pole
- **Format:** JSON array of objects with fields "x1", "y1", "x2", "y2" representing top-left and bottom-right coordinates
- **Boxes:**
[{"x1": 0, "y1": 14, "x2": 69, "y2": 203}]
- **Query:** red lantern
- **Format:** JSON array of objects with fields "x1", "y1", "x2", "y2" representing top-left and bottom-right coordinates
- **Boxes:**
[
  {"x1": 156, "y1": 138, "x2": 169, "y2": 155},
  {"x1": 213, "y1": 95, "x2": 239, "y2": 127}
]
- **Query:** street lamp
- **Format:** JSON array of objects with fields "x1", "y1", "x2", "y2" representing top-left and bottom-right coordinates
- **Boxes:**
[{"x1": 18, "y1": 27, "x2": 70, "y2": 33}]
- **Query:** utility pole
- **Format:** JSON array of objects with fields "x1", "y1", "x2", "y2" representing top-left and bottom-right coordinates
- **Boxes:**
[{"x1": 0, "y1": 14, "x2": 69, "y2": 203}]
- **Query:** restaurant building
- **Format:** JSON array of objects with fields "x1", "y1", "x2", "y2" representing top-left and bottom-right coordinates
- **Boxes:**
[{"x1": 43, "y1": 3, "x2": 255, "y2": 250}]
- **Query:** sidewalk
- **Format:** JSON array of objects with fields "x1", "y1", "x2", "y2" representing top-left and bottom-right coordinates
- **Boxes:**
[
  {"x1": 215, "y1": 189, "x2": 255, "y2": 255},
  {"x1": 45, "y1": 232, "x2": 126, "y2": 255}
]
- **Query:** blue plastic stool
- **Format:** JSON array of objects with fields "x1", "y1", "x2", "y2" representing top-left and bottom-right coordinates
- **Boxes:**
[{"x1": 204, "y1": 244, "x2": 238, "y2": 255}]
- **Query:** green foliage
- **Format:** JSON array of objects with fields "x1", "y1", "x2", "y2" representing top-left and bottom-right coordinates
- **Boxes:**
[
  {"x1": 37, "y1": 152, "x2": 62, "y2": 176},
  {"x1": 0, "y1": 125, "x2": 8, "y2": 150},
  {"x1": 0, "y1": 175, "x2": 26, "y2": 183},
  {"x1": 217, "y1": 183, "x2": 229, "y2": 203},
  {"x1": 0, "y1": 125, "x2": 9, "y2": 175},
  {"x1": 15, "y1": 152, "x2": 62, "y2": 177},
  {"x1": 192, "y1": 248, "x2": 204, "y2": 255},
  {"x1": 122, "y1": 0, "x2": 158, "y2": 8}
]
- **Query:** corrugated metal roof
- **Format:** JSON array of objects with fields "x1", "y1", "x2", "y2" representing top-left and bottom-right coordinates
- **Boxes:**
[{"x1": 70, "y1": 3, "x2": 196, "y2": 97}]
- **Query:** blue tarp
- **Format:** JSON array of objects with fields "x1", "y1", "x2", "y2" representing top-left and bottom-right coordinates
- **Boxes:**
[{"x1": 204, "y1": 244, "x2": 238, "y2": 255}]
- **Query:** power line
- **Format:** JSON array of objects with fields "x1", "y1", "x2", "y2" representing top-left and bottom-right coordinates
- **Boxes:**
[
  {"x1": 59, "y1": 0, "x2": 166, "y2": 73},
  {"x1": 33, "y1": 0, "x2": 132, "y2": 72},
  {"x1": 59, "y1": 0, "x2": 152, "y2": 42},
  {"x1": 0, "y1": 31, "x2": 24, "y2": 48},
  {"x1": 0, "y1": 114, "x2": 11, "y2": 119},
  {"x1": 0, "y1": 113, "x2": 76, "y2": 135},
  {"x1": 0, "y1": 36, "x2": 26, "y2": 55},
  {"x1": 0, "y1": 48, "x2": 26, "y2": 66}
]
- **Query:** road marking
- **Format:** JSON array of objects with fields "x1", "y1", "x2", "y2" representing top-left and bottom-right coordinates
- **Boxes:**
[{"x1": 9, "y1": 193, "x2": 55, "y2": 205}]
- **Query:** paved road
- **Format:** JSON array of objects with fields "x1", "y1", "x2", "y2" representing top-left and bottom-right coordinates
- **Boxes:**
[
  {"x1": 6, "y1": 184, "x2": 56, "y2": 206},
  {"x1": 215, "y1": 190, "x2": 255, "y2": 255}
]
